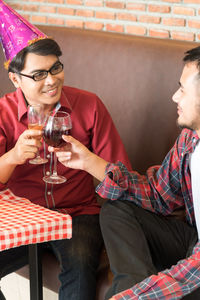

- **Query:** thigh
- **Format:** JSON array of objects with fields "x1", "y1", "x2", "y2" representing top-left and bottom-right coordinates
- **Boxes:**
[
  {"x1": 0, "y1": 245, "x2": 29, "y2": 278},
  {"x1": 49, "y1": 214, "x2": 103, "y2": 269},
  {"x1": 100, "y1": 199, "x2": 158, "y2": 290},
  {"x1": 135, "y1": 205, "x2": 197, "y2": 270},
  {"x1": 101, "y1": 200, "x2": 197, "y2": 271}
]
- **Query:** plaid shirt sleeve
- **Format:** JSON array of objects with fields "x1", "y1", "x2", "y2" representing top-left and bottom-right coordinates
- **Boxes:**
[
  {"x1": 96, "y1": 132, "x2": 185, "y2": 215},
  {"x1": 111, "y1": 241, "x2": 200, "y2": 299}
]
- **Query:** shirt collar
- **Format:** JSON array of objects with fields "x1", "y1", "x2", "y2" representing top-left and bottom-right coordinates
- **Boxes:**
[
  {"x1": 185, "y1": 130, "x2": 200, "y2": 154},
  {"x1": 59, "y1": 88, "x2": 72, "y2": 113},
  {"x1": 17, "y1": 87, "x2": 72, "y2": 121},
  {"x1": 17, "y1": 88, "x2": 28, "y2": 121},
  {"x1": 192, "y1": 132, "x2": 200, "y2": 151}
]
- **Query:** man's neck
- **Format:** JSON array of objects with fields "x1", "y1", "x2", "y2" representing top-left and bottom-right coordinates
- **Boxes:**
[{"x1": 196, "y1": 129, "x2": 200, "y2": 138}]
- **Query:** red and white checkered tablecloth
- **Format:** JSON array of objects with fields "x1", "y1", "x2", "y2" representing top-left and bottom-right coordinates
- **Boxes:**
[{"x1": 0, "y1": 189, "x2": 72, "y2": 251}]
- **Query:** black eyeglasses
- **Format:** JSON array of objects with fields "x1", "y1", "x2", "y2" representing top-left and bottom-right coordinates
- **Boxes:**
[{"x1": 17, "y1": 61, "x2": 64, "y2": 82}]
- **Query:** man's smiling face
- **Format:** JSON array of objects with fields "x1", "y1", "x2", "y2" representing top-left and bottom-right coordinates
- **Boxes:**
[{"x1": 9, "y1": 52, "x2": 64, "y2": 111}]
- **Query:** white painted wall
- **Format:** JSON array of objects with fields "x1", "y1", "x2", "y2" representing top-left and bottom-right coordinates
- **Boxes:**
[{"x1": 1, "y1": 273, "x2": 57, "y2": 300}]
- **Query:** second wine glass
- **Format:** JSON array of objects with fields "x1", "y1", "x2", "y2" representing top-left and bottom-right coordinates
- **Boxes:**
[
  {"x1": 43, "y1": 111, "x2": 72, "y2": 184},
  {"x1": 28, "y1": 104, "x2": 48, "y2": 165}
]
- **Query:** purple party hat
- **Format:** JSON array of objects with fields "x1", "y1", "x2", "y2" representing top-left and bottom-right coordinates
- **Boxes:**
[{"x1": 0, "y1": 0, "x2": 47, "y2": 69}]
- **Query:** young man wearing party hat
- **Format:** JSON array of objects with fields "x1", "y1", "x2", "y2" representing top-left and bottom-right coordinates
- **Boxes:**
[{"x1": 0, "y1": 1, "x2": 132, "y2": 299}]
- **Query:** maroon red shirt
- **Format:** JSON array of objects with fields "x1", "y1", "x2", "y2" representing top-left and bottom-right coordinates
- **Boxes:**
[{"x1": 0, "y1": 87, "x2": 131, "y2": 216}]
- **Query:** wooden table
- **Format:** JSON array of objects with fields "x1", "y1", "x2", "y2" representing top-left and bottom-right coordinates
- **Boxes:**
[{"x1": 0, "y1": 189, "x2": 72, "y2": 300}]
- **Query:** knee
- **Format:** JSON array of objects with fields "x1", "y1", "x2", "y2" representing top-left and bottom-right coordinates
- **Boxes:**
[
  {"x1": 100, "y1": 199, "x2": 134, "y2": 223},
  {"x1": 100, "y1": 200, "x2": 113, "y2": 217},
  {"x1": 99, "y1": 201, "x2": 119, "y2": 235},
  {"x1": 100, "y1": 199, "x2": 125, "y2": 216},
  {"x1": 63, "y1": 244, "x2": 98, "y2": 270},
  {"x1": 100, "y1": 200, "x2": 116, "y2": 228},
  {"x1": 100, "y1": 200, "x2": 140, "y2": 233}
]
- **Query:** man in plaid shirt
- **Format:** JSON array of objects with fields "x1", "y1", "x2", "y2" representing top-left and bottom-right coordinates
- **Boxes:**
[{"x1": 49, "y1": 46, "x2": 200, "y2": 299}]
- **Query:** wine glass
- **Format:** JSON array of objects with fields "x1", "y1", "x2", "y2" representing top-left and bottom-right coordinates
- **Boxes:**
[
  {"x1": 27, "y1": 104, "x2": 48, "y2": 164},
  {"x1": 43, "y1": 111, "x2": 72, "y2": 184}
]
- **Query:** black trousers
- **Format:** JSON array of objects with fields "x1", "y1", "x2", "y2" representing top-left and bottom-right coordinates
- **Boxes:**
[{"x1": 100, "y1": 200, "x2": 199, "y2": 299}]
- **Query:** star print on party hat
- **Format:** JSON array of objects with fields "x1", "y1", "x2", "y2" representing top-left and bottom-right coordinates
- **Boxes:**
[{"x1": 0, "y1": 0, "x2": 47, "y2": 69}]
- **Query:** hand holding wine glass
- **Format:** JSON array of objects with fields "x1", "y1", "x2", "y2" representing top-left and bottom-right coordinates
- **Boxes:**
[
  {"x1": 48, "y1": 135, "x2": 108, "y2": 182},
  {"x1": 27, "y1": 104, "x2": 48, "y2": 164},
  {"x1": 43, "y1": 111, "x2": 72, "y2": 184}
]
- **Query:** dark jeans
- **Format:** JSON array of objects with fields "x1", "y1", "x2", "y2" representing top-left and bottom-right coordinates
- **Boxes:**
[
  {"x1": 0, "y1": 214, "x2": 103, "y2": 300},
  {"x1": 100, "y1": 200, "x2": 199, "y2": 300}
]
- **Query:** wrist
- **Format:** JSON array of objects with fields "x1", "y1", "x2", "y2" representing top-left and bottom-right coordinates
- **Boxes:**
[
  {"x1": 82, "y1": 151, "x2": 97, "y2": 172},
  {"x1": 5, "y1": 149, "x2": 18, "y2": 166},
  {"x1": 83, "y1": 152, "x2": 108, "y2": 182}
]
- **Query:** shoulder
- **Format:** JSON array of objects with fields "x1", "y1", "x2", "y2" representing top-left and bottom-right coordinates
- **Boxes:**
[
  {"x1": 0, "y1": 91, "x2": 19, "y2": 131},
  {"x1": 62, "y1": 85, "x2": 107, "y2": 111},
  {"x1": 0, "y1": 90, "x2": 18, "y2": 109},
  {"x1": 62, "y1": 86, "x2": 99, "y2": 100}
]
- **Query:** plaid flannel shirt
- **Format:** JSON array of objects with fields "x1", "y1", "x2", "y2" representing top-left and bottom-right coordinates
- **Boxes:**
[{"x1": 96, "y1": 128, "x2": 200, "y2": 299}]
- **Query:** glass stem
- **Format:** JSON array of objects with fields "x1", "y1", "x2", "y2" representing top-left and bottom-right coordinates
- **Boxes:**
[
  {"x1": 53, "y1": 152, "x2": 58, "y2": 176},
  {"x1": 36, "y1": 149, "x2": 40, "y2": 158}
]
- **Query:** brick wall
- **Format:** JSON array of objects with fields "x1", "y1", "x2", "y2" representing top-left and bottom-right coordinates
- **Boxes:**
[{"x1": 7, "y1": 0, "x2": 200, "y2": 42}]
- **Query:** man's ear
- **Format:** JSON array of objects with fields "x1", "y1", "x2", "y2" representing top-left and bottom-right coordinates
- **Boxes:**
[{"x1": 8, "y1": 72, "x2": 20, "y2": 88}]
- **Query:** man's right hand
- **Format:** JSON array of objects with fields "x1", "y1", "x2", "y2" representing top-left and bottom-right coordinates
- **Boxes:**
[
  {"x1": 9, "y1": 129, "x2": 42, "y2": 165},
  {"x1": 48, "y1": 135, "x2": 108, "y2": 182}
]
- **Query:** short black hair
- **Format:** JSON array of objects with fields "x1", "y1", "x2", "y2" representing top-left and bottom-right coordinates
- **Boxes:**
[
  {"x1": 8, "y1": 38, "x2": 62, "y2": 73},
  {"x1": 183, "y1": 46, "x2": 200, "y2": 70}
]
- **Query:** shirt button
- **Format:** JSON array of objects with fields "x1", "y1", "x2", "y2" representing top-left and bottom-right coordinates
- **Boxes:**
[
  {"x1": 47, "y1": 154, "x2": 50, "y2": 158},
  {"x1": 47, "y1": 191, "x2": 51, "y2": 195},
  {"x1": 46, "y1": 171, "x2": 50, "y2": 175}
]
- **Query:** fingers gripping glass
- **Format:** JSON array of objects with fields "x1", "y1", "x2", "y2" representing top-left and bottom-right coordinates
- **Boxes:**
[
  {"x1": 43, "y1": 111, "x2": 72, "y2": 184},
  {"x1": 28, "y1": 104, "x2": 48, "y2": 165},
  {"x1": 18, "y1": 62, "x2": 64, "y2": 81}
]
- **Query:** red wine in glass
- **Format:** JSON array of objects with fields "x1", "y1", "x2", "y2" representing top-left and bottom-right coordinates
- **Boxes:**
[
  {"x1": 43, "y1": 127, "x2": 70, "y2": 148},
  {"x1": 43, "y1": 111, "x2": 72, "y2": 184}
]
